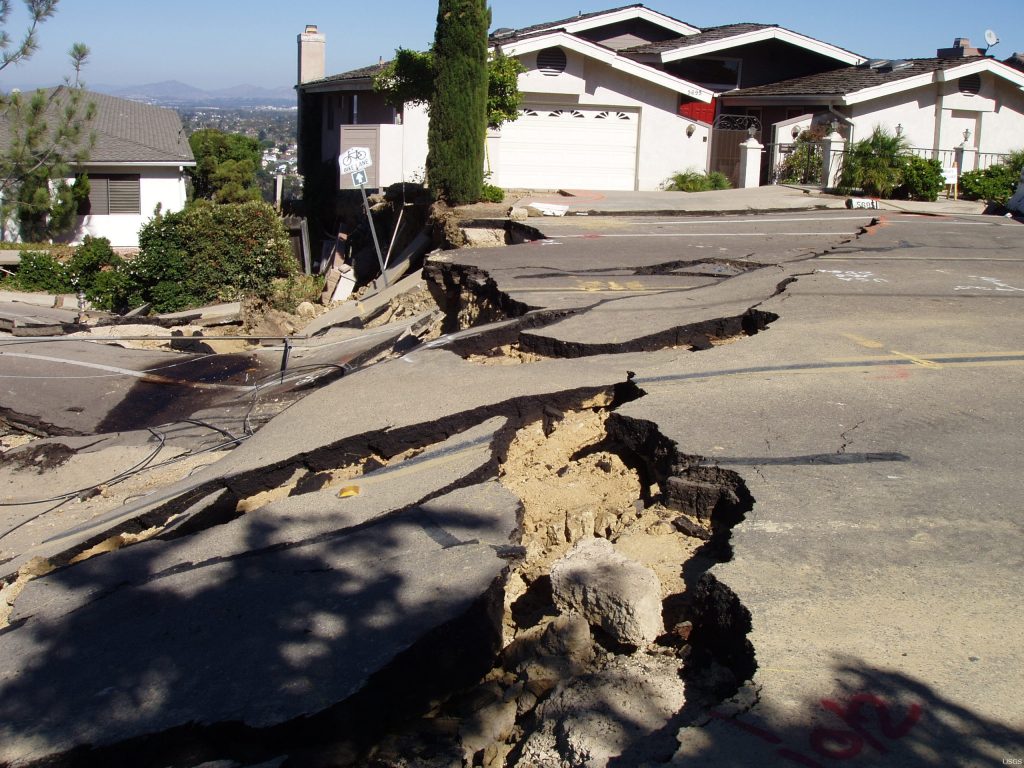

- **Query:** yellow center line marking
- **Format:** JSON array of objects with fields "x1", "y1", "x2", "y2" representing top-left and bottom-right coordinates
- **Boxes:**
[
  {"x1": 888, "y1": 350, "x2": 942, "y2": 369},
  {"x1": 842, "y1": 333, "x2": 885, "y2": 349}
]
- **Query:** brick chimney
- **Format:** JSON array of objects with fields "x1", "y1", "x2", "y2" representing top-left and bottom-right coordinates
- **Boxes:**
[
  {"x1": 298, "y1": 24, "x2": 326, "y2": 85},
  {"x1": 937, "y1": 37, "x2": 983, "y2": 59}
]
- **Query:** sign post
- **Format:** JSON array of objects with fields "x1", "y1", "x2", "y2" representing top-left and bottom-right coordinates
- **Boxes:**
[{"x1": 339, "y1": 148, "x2": 388, "y2": 287}]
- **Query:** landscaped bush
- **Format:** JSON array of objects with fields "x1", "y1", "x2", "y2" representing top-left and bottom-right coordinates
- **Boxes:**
[
  {"x1": 893, "y1": 156, "x2": 944, "y2": 202},
  {"x1": 5, "y1": 251, "x2": 71, "y2": 293},
  {"x1": 960, "y1": 150, "x2": 1024, "y2": 204},
  {"x1": 776, "y1": 129, "x2": 824, "y2": 184},
  {"x1": 663, "y1": 170, "x2": 732, "y2": 192},
  {"x1": 480, "y1": 182, "x2": 505, "y2": 203},
  {"x1": 110, "y1": 200, "x2": 296, "y2": 312},
  {"x1": 838, "y1": 128, "x2": 908, "y2": 198}
]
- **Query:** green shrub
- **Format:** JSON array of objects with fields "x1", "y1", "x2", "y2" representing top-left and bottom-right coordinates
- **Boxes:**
[
  {"x1": 9, "y1": 251, "x2": 72, "y2": 293},
  {"x1": 960, "y1": 152, "x2": 1024, "y2": 204},
  {"x1": 705, "y1": 171, "x2": 732, "y2": 190},
  {"x1": 269, "y1": 274, "x2": 326, "y2": 313},
  {"x1": 894, "y1": 157, "x2": 944, "y2": 202},
  {"x1": 838, "y1": 128, "x2": 909, "y2": 198},
  {"x1": 663, "y1": 170, "x2": 733, "y2": 192},
  {"x1": 480, "y1": 182, "x2": 505, "y2": 203},
  {"x1": 86, "y1": 268, "x2": 136, "y2": 311},
  {"x1": 123, "y1": 200, "x2": 295, "y2": 313},
  {"x1": 776, "y1": 132, "x2": 824, "y2": 184}
]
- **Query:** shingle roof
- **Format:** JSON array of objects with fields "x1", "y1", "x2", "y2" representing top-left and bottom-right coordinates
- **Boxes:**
[
  {"x1": 724, "y1": 57, "x2": 985, "y2": 98},
  {"x1": 0, "y1": 88, "x2": 194, "y2": 165},
  {"x1": 622, "y1": 23, "x2": 863, "y2": 62},
  {"x1": 490, "y1": 4, "x2": 645, "y2": 43},
  {"x1": 622, "y1": 23, "x2": 771, "y2": 54},
  {"x1": 301, "y1": 62, "x2": 389, "y2": 87},
  {"x1": 83, "y1": 90, "x2": 194, "y2": 164}
]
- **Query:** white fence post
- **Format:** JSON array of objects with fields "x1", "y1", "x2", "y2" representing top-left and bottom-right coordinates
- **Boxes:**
[
  {"x1": 821, "y1": 131, "x2": 845, "y2": 189},
  {"x1": 737, "y1": 136, "x2": 764, "y2": 188}
]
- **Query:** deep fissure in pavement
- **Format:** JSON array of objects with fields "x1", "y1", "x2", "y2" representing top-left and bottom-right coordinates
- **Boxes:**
[
  {"x1": 0, "y1": 248, "x2": 784, "y2": 765},
  {"x1": 423, "y1": 258, "x2": 781, "y2": 364}
]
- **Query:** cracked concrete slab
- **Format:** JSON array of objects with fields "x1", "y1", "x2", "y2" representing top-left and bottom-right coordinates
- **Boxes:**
[
  {"x1": 0, "y1": 465, "x2": 519, "y2": 766},
  {"x1": 4, "y1": 210, "x2": 1015, "y2": 766},
  {"x1": 7, "y1": 415, "x2": 508, "y2": 619},
  {"x1": 518, "y1": 266, "x2": 788, "y2": 356}
]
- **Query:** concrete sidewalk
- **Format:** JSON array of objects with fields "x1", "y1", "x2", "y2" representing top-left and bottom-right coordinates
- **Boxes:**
[{"x1": 514, "y1": 184, "x2": 988, "y2": 217}]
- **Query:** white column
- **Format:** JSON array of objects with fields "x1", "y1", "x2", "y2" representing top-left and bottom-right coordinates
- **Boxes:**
[
  {"x1": 737, "y1": 137, "x2": 763, "y2": 188},
  {"x1": 821, "y1": 131, "x2": 845, "y2": 188},
  {"x1": 954, "y1": 143, "x2": 978, "y2": 173}
]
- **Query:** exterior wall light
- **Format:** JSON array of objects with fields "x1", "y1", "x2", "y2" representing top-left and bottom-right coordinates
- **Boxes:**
[
  {"x1": 895, "y1": 123, "x2": 903, "y2": 137},
  {"x1": 963, "y1": 128, "x2": 972, "y2": 142},
  {"x1": 791, "y1": 125, "x2": 801, "y2": 140},
  {"x1": 686, "y1": 123, "x2": 695, "y2": 138}
]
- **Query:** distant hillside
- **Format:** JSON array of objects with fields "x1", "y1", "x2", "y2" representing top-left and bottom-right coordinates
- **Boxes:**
[{"x1": 91, "y1": 80, "x2": 296, "y2": 108}]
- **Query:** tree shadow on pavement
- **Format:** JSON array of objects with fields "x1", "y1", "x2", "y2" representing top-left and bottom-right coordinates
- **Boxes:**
[
  {"x1": 0, "y1": 489, "x2": 513, "y2": 767},
  {"x1": 672, "y1": 658, "x2": 1023, "y2": 767}
]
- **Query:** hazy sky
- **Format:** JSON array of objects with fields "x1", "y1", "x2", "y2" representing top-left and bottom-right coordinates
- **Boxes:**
[{"x1": 0, "y1": 0, "x2": 1021, "y2": 91}]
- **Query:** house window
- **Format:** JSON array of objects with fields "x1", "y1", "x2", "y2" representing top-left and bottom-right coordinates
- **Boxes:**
[
  {"x1": 82, "y1": 175, "x2": 141, "y2": 215},
  {"x1": 958, "y1": 74, "x2": 981, "y2": 96},
  {"x1": 537, "y1": 47, "x2": 567, "y2": 76}
]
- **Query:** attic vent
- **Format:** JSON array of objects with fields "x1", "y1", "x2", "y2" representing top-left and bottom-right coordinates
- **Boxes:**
[
  {"x1": 958, "y1": 73, "x2": 982, "y2": 95},
  {"x1": 864, "y1": 58, "x2": 911, "y2": 73},
  {"x1": 537, "y1": 47, "x2": 567, "y2": 76}
]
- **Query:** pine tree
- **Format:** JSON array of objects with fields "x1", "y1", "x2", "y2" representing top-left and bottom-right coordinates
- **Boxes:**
[
  {"x1": 426, "y1": 0, "x2": 490, "y2": 205},
  {"x1": 0, "y1": 2, "x2": 94, "y2": 241}
]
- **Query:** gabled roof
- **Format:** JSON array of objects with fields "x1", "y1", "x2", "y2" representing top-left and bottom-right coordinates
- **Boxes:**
[
  {"x1": 83, "y1": 90, "x2": 194, "y2": 165},
  {"x1": 722, "y1": 56, "x2": 1024, "y2": 104},
  {"x1": 0, "y1": 88, "x2": 194, "y2": 166},
  {"x1": 496, "y1": 31, "x2": 714, "y2": 102},
  {"x1": 490, "y1": 4, "x2": 699, "y2": 45},
  {"x1": 623, "y1": 23, "x2": 865, "y2": 66},
  {"x1": 300, "y1": 62, "x2": 389, "y2": 92}
]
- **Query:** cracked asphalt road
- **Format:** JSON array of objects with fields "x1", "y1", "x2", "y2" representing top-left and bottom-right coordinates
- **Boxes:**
[{"x1": 1, "y1": 210, "x2": 1021, "y2": 766}]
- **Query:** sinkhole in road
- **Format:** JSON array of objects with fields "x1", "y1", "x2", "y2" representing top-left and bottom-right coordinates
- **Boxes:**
[{"x1": 341, "y1": 402, "x2": 760, "y2": 768}]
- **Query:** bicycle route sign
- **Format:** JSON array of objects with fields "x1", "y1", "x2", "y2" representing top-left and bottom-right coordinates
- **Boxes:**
[{"x1": 340, "y1": 147, "x2": 373, "y2": 175}]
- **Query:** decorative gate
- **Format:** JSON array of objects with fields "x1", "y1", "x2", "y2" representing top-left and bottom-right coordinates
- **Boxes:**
[{"x1": 710, "y1": 115, "x2": 761, "y2": 186}]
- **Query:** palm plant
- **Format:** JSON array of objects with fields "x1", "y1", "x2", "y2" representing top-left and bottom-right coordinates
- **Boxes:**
[{"x1": 838, "y1": 127, "x2": 910, "y2": 198}]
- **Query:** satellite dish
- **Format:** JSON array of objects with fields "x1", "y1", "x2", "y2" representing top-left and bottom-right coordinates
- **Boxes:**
[{"x1": 984, "y1": 29, "x2": 1000, "y2": 49}]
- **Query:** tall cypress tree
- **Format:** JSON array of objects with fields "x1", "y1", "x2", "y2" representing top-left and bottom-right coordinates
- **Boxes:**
[{"x1": 427, "y1": 0, "x2": 489, "y2": 205}]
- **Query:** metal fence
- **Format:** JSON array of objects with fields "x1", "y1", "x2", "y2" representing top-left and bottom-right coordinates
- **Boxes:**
[
  {"x1": 766, "y1": 142, "x2": 824, "y2": 185},
  {"x1": 787, "y1": 144, "x2": 1014, "y2": 190}
]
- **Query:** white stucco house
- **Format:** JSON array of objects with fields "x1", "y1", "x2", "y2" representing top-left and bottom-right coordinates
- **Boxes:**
[
  {"x1": 0, "y1": 88, "x2": 194, "y2": 249},
  {"x1": 296, "y1": 5, "x2": 1022, "y2": 195},
  {"x1": 296, "y1": 5, "x2": 864, "y2": 194},
  {"x1": 720, "y1": 38, "x2": 1024, "y2": 180}
]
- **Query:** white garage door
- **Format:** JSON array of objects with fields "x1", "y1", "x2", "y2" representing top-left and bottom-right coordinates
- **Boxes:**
[{"x1": 497, "y1": 106, "x2": 639, "y2": 191}]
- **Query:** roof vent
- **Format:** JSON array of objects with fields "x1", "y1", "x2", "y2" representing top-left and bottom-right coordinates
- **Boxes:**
[
  {"x1": 958, "y1": 73, "x2": 982, "y2": 95},
  {"x1": 863, "y1": 59, "x2": 912, "y2": 73},
  {"x1": 492, "y1": 27, "x2": 515, "y2": 39},
  {"x1": 537, "y1": 47, "x2": 568, "y2": 76}
]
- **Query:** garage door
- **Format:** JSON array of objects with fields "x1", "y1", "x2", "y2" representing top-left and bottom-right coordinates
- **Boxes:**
[{"x1": 497, "y1": 106, "x2": 639, "y2": 190}]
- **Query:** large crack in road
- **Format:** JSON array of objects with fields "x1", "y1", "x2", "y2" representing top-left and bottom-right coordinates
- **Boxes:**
[{"x1": 0, "y1": 215, "x2": 879, "y2": 767}]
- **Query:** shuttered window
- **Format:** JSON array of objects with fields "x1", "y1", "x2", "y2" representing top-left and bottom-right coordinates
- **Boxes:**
[{"x1": 82, "y1": 175, "x2": 141, "y2": 215}]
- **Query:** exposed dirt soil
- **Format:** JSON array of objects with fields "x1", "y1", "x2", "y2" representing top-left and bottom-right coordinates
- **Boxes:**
[{"x1": 341, "y1": 408, "x2": 709, "y2": 767}]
